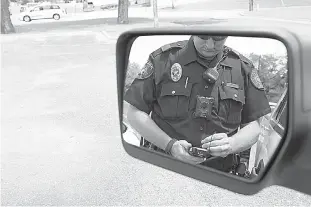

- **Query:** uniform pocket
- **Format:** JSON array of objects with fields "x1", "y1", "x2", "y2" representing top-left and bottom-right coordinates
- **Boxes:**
[
  {"x1": 158, "y1": 82, "x2": 193, "y2": 119},
  {"x1": 218, "y1": 85, "x2": 245, "y2": 124}
]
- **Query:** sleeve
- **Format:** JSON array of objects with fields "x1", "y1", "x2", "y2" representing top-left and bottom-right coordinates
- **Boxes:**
[
  {"x1": 241, "y1": 62, "x2": 272, "y2": 124},
  {"x1": 123, "y1": 57, "x2": 156, "y2": 115}
]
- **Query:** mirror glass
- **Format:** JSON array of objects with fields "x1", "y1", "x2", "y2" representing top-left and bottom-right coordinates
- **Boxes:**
[{"x1": 122, "y1": 35, "x2": 288, "y2": 180}]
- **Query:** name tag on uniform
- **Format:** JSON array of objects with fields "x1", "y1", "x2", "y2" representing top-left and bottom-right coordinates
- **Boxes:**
[{"x1": 226, "y1": 83, "x2": 239, "y2": 89}]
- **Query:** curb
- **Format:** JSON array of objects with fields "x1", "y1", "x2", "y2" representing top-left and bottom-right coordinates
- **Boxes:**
[
  {"x1": 239, "y1": 16, "x2": 311, "y2": 24},
  {"x1": 239, "y1": 10, "x2": 311, "y2": 24},
  {"x1": 1, "y1": 30, "x2": 113, "y2": 42},
  {"x1": 99, "y1": 21, "x2": 185, "y2": 41}
]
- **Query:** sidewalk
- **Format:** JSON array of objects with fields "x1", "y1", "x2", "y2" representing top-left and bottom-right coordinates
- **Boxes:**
[{"x1": 242, "y1": 6, "x2": 311, "y2": 22}]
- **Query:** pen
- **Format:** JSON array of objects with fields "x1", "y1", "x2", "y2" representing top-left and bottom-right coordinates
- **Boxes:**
[{"x1": 185, "y1": 77, "x2": 189, "y2": 88}]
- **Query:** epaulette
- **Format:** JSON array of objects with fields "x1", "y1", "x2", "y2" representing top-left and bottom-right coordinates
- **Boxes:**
[
  {"x1": 225, "y1": 46, "x2": 254, "y2": 68},
  {"x1": 151, "y1": 40, "x2": 187, "y2": 58},
  {"x1": 224, "y1": 46, "x2": 240, "y2": 58}
]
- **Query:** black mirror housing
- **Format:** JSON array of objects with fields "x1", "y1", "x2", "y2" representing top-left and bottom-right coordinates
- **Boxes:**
[{"x1": 116, "y1": 25, "x2": 311, "y2": 195}]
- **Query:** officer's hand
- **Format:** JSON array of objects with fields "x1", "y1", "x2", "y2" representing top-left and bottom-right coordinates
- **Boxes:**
[
  {"x1": 170, "y1": 140, "x2": 206, "y2": 165},
  {"x1": 201, "y1": 133, "x2": 233, "y2": 158}
]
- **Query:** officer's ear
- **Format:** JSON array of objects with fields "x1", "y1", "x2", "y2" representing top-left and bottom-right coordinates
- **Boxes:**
[{"x1": 116, "y1": 27, "x2": 311, "y2": 196}]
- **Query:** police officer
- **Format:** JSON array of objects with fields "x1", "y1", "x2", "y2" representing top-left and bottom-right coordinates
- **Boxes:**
[{"x1": 124, "y1": 35, "x2": 271, "y2": 173}]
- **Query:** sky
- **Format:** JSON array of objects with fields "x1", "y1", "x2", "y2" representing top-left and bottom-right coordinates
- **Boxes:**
[{"x1": 129, "y1": 35, "x2": 288, "y2": 68}]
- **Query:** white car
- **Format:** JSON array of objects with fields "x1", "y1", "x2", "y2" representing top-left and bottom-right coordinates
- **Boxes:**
[
  {"x1": 248, "y1": 88, "x2": 288, "y2": 175},
  {"x1": 19, "y1": 4, "x2": 67, "y2": 22}
]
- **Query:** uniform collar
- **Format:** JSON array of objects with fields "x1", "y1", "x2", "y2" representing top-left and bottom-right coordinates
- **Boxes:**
[
  {"x1": 219, "y1": 58, "x2": 233, "y2": 68},
  {"x1": 178, "y1": 36, "x2": 198, "y2": 66}
]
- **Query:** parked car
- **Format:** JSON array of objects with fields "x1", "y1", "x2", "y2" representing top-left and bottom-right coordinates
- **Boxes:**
[
  {"x1": 83, "y1": 1, "x2": 95, "y2": 12},
  {"x1": 100, "y1": 3, "x2": 118, "y2": 10},
  {"x1": 100, "y1": 0, "x2": 130, "y2": 10},
  {"x1": 19, "y1": 4, "x2": 66, "y2": 22},
  {"x1": 249, "y1": 87, "x2": 288, "y2": 175},
  {"x1": 20, "y1": 3, "x2": 39, "y2": 13},
  {"x1": 20, "y1": 6, "x2": 27, "y2": 13}
]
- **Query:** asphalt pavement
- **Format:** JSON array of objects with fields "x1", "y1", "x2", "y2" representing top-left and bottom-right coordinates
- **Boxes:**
[
  {"x1": 2, "y1": 0, "x2": 311, "y2": 205},
  {"x1": 2, "y1": 26, "x2": 311, "y2": 205},
  {"x1": 168, "y1": 0, "x2": 311, "y2": 11}
]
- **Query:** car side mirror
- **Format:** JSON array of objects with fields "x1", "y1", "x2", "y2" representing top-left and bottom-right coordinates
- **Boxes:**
[{"x1": 116, "y1": 26, "x2": 311, "y2": 196}]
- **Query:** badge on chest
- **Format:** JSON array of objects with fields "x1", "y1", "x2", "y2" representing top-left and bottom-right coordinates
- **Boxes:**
[{"x1": 171, "y1": 63, "x2": 183, "y2": 82}]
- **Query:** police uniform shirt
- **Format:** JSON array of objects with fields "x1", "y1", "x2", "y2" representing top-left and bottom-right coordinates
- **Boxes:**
[{"x1": 124, "y1": 36, "x2": 271, "y2": 148}]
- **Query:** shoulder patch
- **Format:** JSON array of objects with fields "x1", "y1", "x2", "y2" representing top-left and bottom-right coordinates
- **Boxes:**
[
  {"x1": 151, "y1": 40, "x2": 186, "y2": 58},
  {"x1": 250, "y1": 69, "x2": 264, "y2": 90},
  {"x1": 137, "y1": 60, "x2": 154, "y2": 80}
]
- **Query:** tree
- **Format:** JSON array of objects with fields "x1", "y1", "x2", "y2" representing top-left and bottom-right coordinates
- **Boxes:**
[
  {"x1": 117, "y1": 0, "x2": 129, "y2": 24},
  {"x1": 21, "y1": 0, "x2": 29, "y2": 5},
  {"x1": 1, "y1": 0, "x2": 15, "y2": 34},
  {"x1": 152, "y1": 0, "x2": 158, "y2": 27},
  {"x1": 124, "y1": 62, "x2": 141, "y2": 93},
  {"x1": 171, "y1": 0, "x2": 175, "y2": 9},
  {"x1": 249, "y1": 0, "x2": 254, "y2": 11},
  {"x1": 248, "y1": 53, "x2": 288, "y2": 103}
]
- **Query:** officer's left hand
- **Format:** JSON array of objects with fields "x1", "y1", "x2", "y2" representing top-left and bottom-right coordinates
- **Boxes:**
[{"x1": 201, "y1": 133, "x2": 233, "y2": 158}]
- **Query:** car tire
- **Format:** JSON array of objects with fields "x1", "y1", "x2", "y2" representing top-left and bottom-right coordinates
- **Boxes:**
[
  {"x1": 53, "y1": 14, "x2": 60, "y2": 20},
  {"x1": 23, "y1": 15, "x2": 31, "y2": 22}
]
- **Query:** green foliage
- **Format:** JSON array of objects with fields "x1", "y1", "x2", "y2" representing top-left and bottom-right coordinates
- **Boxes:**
[
  {"x1": 247, "y1": 53, "x2": 288, "y2": 103},
  {"x1": 124, "y1": 62, "x2": 141, "y2": 93}
]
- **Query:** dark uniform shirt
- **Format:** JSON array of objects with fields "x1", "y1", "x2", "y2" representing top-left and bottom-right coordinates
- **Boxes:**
[{"x1": 124, "y1": 36, "x2": 271, "y2": 171}]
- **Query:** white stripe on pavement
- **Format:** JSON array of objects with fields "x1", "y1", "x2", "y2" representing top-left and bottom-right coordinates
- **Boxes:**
[{"x1": 100, "y1": 30, "x2": 112, "y2": 39}]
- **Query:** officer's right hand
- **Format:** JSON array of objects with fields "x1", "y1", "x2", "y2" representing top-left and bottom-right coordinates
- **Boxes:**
[{"x1": 170, "y1": 140, "x2": 206, "y2": 165}]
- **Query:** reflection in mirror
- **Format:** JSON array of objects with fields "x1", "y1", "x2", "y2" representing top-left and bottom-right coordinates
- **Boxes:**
[{"x1": 122, "y1": 35, "x2": 288, "y2": 180}]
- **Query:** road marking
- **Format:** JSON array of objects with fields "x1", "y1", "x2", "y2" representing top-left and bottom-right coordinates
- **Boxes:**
[
  {"x1": 100, "y1": 30, "x2": 112, "y2": 39},
  {"x1": 95, "y1": 30, "x2": 118, "y2": 44}
]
